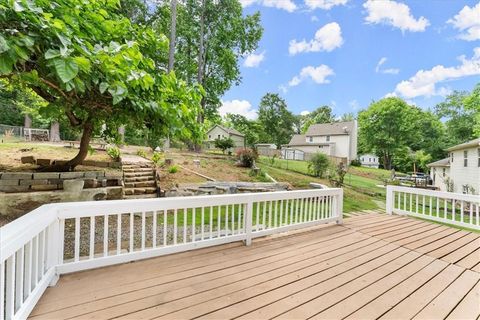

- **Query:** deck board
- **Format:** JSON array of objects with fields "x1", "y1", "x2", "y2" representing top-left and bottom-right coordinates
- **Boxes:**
[{"x1": 31, "y1": 211, "x2": 480, "y2": 319}]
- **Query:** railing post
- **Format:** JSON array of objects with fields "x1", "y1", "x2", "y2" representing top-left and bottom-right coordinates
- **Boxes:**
[
  {"x1": 244, "y1": 201, "x2": 253, "y2": 246},
  {"x1": 386, "y1": 185, "x2": 393, "y2": 215},
  {"x1": 335, "y1": 189, "x2": 343, "y2": 224},
  {"x1": 46, "y1": 218, "x2": 60, "y2": 286}
]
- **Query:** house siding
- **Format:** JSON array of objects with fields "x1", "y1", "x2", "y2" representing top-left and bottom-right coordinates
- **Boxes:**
[
  {"x1": 206, "y1": 126, "x2": 245, "y2": 149},
  {"x1": 430, "y1": 166, "x2": 450, "y2": 192},
  {"x1": 449, "y1": 147, "x2": 480, "y2": 194}
]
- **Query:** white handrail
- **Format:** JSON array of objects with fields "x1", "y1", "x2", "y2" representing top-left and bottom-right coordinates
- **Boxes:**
[
  {"x1": 386, "y1": 185, "x2": 480, "y2": 230},
  {"x1": 0, "y1": 189, "x2": 343, "y2": 320}
]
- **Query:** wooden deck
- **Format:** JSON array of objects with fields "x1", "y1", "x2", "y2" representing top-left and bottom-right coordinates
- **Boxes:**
[{"x1": 30, "y1": 210, "x2": 480, "y2": 319}]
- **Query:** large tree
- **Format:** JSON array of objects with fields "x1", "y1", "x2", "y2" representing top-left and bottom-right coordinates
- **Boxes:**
[
  {"x1": 299, "y1": 105, "x2": 335, "y2": 133},
  {"x1": 0, "y1": 0, "x2": 202, "y2": 170},
  {"x1": 358, "y1": 97, "x2": 418, "y2": 170},
  {"x1": 257, "y1": 93, "x2": 295, "y2": 148},
  {"x1": 152, "y1": 0, "x2": 263, "y2": 122},
  {"x1": 224, "y1": 113, "x2": 263, "y2": 147}
]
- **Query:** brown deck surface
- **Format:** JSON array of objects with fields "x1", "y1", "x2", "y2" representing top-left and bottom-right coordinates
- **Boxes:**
[{"x1": 31, "y1": 210, "x2": 480, "y2": 319}]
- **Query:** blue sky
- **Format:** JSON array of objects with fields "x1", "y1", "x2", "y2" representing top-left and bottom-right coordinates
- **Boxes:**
[{"x1": 219, "y1": 0, "x2": 480, "y2": 119}]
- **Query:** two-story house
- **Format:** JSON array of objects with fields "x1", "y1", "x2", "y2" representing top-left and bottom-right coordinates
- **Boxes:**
[
  {"x1": 428, "y1": 138, "x2": 480, "y2": 194},
  {"x1": 282, "y1": 120, "x2": 358, "y2": 163},
  {"x1": 205, "y1": 125, "x2": 245, "y2": 149}
]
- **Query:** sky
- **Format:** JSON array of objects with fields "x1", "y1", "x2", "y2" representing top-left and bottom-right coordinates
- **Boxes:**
[{"x1": 219, "y1": 0, "x2": 480, "y2": 119}]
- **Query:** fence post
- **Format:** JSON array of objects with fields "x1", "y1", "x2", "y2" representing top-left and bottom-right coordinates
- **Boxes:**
[
  {"x1": 336, "y1": 189, "x2": 343, "y2": 224},
  {"x1": 244, "y1": 201, "x2": 253, "y2": 246},
  {"x1": 47, "y1": 217, "x2": 60, "y2": 286},
  {"x1": 386, "y1": 185, "x2": 393, "y2": 215}
]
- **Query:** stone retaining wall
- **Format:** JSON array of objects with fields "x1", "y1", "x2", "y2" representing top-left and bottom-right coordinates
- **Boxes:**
[{"x1": 0, "y1": 171, "x2": 123, "y2": 193}]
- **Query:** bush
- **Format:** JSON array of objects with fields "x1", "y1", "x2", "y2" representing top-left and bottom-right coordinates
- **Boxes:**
[
  {"x1": 350, "y1": 159, "x2": 361, "y2": 167},
  {"x1": 136, "y1": 149, "x2": 148, "y2": 158},
  {"x1": 151, "y1": 152, "x2": 163, "y2": 165},
  {"x1": 106, "y1": 146, "x2": 120, "y2": 161},
  {"x1": 168, "y1": 165, "x2": 178, "y2": 173},
  {"x1": 308, "y1": 153, "x2": 330, "y2": 178},
  {"x1": 237, "y1": 148, "x2": 257, "y2": 168},
  {"x1": 328, "y1": 162, "x2": 348, "y2": 187},
  {"x1": 214, "y1": 137, "x2": 235, "y2": 154}
]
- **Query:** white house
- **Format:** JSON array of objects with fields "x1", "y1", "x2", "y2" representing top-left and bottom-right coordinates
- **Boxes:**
[
  {"x1": 428, "y1": 138, "x2": 479, "y2": 194},
  {"x1": 205, "y1": 125, "x2": 245, "y2": 149},
  {"x1": 282, "y1": 120, "x2": 358, "y2": 162},
  {"x1": 359, "y1": 153, "x2": 379, "y2": 168}
]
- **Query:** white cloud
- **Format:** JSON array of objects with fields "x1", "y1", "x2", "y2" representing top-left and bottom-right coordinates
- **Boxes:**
[
  {"x1": 240, "y1": 0, "x2": 297, "y2": 12},
  {"x1": 219, "y1": 100, "x2": 257, "y2": 120},
  {"x1": 243, "y1": 51, "x2": 265, "y2": 68},
  {"x1": 375, "y1": 57, "x2": 400, "y2": 74},
  {"x1": 279, "y1": 85, "x2": 288, "y2": 94},
  {"x1": 363, "y1": 0, "x2": 430, "y2": 32},
  {"x1": 311, "y1": 15, "x2": 319, "y2": 22},
  {"x1": 305, "y1": 0, "x2": 348, "y2": 10},
  {"x1": 300, "y1": 110, "x2": 311, "y2": 116},
  {"x1": 288, "y1": 65, "x2": 335, "y2": 87},
  {"x1": 289, "y1": 22, "x2": 343, "y2": 55},
  {"x1": 447, "y1": 2, "x2": 480, "y2": 41},
  {"x1": 394, "y1": 47, "x2": 480, "y2": 99}
]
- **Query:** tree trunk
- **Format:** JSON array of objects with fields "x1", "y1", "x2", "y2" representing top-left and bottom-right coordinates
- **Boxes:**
[
  {"x1": 168, "y1": 0, "x2": 177, "y2": 72},
  {"x1": 50, "y1": 121, "x2": 61, "y2": 142}
]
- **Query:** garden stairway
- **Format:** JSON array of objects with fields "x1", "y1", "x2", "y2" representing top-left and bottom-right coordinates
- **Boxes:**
[{"x1": 122, "y1": 163, "x2": 158, "y2": 199}]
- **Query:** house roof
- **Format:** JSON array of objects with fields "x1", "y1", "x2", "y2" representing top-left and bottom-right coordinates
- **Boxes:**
[
  {"x1": 427, "y1": 158, "x2": 450, "y2": 167},
  {"x1": 445, "y1": 138, "x2": 480, "y2": 152},
  {"x1": 305, "y1": 120, "x2": 356, "y2": 136},
  {"x1": 284, "y1": 134, "x2": 331, "y2": 147},
  {"x1": 207, "y1": 125, "x2": 245, "y2": 137}
]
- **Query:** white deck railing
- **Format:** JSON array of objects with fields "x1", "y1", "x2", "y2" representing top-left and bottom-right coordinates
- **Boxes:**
[
  {"x1": 0, "y1": 189, "x2": 343, "y2": 320},
  {"x1": 386, "y1": 185, "x2": 480, "y2": 230}
]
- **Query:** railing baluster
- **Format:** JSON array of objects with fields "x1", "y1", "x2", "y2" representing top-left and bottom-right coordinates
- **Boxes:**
[
  {"x1": 469, "y1": 202, "x2": 473, "y2": 225},
  {"x1": 422, "y1": 195, "x2": 426, "y2": 215},
  {"x1": 262, "y1": 201, "x2": 267, "y2": 230},
  {"x1": 5, "y1": 255, "x2": 15, "y2": 320},
  {"x1": 416, "y1": 194, "x2": 419, "y2": 213},
  {"x1": 436, "y1": 198, "x2": 439, "y2": 217},
  {"x1": 273, "y1": 200, "x2": 278, "y2": 227},
  {"x1": 209, "y1": 206, "x2": 213, "y2": 239},
  {"x1": 89, "y1": 216, "x2": 95, "y2": 259},
  {"x1": 163, "y1": 210, "x2": 167, "y2": 246},
  {"x1": 429, "y1": 197, "x2": 432, "y2": 216},
  {"x1": 39, "y1": 230, "x2": 45, "y2": 277},
  {"x1": 141, "y1": 211, "x2": 146, "y2": 250},
  {"x1": 225, "y1": 204, "x2": 229, "y2": 236},
  {"x1": 192, "y1": 208, "x2": 196, "y2": 242},
  {"x1": 117, "y1": 214, "x2": 122, "y2": 254},
  {"x1": 299, "y1": 198, "x2": 304, "y2": 222},
  {"x1": 74, "y1": 217, "x2": 80, "y2": 262},
  {"x1": 268, "y1": 201, "x2": 273, "y2": 228},
  {"x1": 238, "y1": 203, "x2": 242, "y2": 231},
  {"x1": 255, "y1": 201, "x2": 260, "y2": 231},
  {"x1": 231, "y1": 204, "x2": 236, "y2": 234},
  {"x1": 15, "y1": 247, "x2": 24, "y2": 311},
  {"x1": 279, "y1": 200, "x2": 284, "y2": 226},
  {"x1": 173, "y1": 209, "x2": 178, "y2": 245},
  {"x1": 409, "y1": 193, "x2": 412, "y2": 212},
  {"x1": 217, "y1": 206, "x2": 221, "y2": 238},
  {"x1": 476, "y1": 204, "x2": 479, "y2": 226},
  {"x1": 104, "y1": 214, "x2": 109, "y2": 256},
  {"x1": 289, "y1": 199, "x2": 294, "y2": 224},
  {"x1": 0, "y1": 261, "x2": 4, "y2": 320},
  {"x1": 153, "y1": 211, "x2": 157, "y2": 248},
  {"x1": 460, "y1": 201, "x2": 464, "y2": 223},
  {"x1": 32, "y1": 236, "x2": 38, "y2": 286},
  {"x1": 24, "y1": 241, "x2": 31, "y2": 295},
  {"x1": 129, "y1": 213, "x2": 134, "y2": 252},
  {"x1": 452, "y1": 200, "x2": 456, "y2": 222},
  {"x1": 444, "y1": 198, "x2": 447, "y2": 219},
  {"x1": 201, "y1": 206, "x2": 205, "y2": 240},
  {"x1": 183, "y1": 208, "x2": 187, "y2": 243}
]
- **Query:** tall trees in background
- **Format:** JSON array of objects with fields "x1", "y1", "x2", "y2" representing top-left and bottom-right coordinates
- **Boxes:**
[
  {"x1": 257, "y1": 93, "x2": 295, "y2": 148},
  {"x1": 0, "y1": 0, "x2": 202, "y2": 170}
]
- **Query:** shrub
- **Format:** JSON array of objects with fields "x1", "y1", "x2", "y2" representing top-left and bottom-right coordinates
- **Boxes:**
[
  {"x1": 106, "y1": 146, "x2": 120, "y2": 161},
  {"x1": 237, "y1": 148, "x2": 257, "y2": 168},
  {"x1": 308, "y1": 153, "x2": 330, "y2": 178},
  {"x1": 350, "y1": 159, "x2": 361, "y2": 167},
  {"x1": 151, "y1": 152, "x2": 163, "y2": 165},
  {"x1": 214, "y1": 137, "x2": 235, "y2": 154},
  {"x1": 136, "y1": 149, "x2": 148, "y2": 158},
  {"x1": 328, "y1": 162, "x2": 348, "y2": 187},
  {"x1": 168, "y1": 165, "x2": 178, "y2": 173}
]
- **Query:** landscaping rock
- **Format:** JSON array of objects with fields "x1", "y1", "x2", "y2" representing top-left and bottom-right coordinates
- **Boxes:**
[
  {"x1": 20, "y1": 179, "x2": 48, "y2": 186},
  {"x1": 1, "y1": 172, "x2": 33, "y2": 180},
  {"x1": 0, "y1": 180, "x2": 19, "y2": 186},
  {"x1": 31, "y1": 185, "x2": 58, "y2": 191},
  {"x1": 0, "y1": 185, "x2": 30, "y2": 192},
  {"x1": 63, "y1": 179, "x2": 84, "y2": 192},
  {"x1": 83, "y1": 179, "x2": 97, "y2": 188},
  {"x1": 21, "y1": 156, "x2": 36, "y2": 164},
  {"x1": 36, "y1": 158, "x2": 52, "y2": 166},
  {"x1": 107, "y1": 186, "x2": 123, "y2": 200},
  {"x1": 60, "y1": 172, "x2": 85, "y2": 179},
  {"x1": 33, "y1": 173, "x2": 60, "y2": 179}
]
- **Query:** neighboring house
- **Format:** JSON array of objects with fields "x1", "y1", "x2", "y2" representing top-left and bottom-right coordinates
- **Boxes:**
[
  {"x1": 359, "y1": 154, "x2": 379, "y2": 168},
  {"x1": 205, "y1": 125, "x2": 245, "y2": 149},
  {"x1": 255, "y1": 143, "x2": 277, "y2": 150},
  {"x1": 282, "y1": 120, "x2": 358, "y2": 163},
  {"x1": 427, "y1": 138, "x2": 480, "y2": 194},
  {"x1": 255, "y1": 143, "x2": 278, "y2": 157}
]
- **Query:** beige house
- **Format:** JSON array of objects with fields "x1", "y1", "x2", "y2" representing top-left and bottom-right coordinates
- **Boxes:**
[
  {"x1": 282, "y1": 120, "x2": 358, "y2": 162},
  {"x1": 428, "y1": 138, "x2": 480, "y2": 194},
  {"x1": 205, "y1": 125, "x2": 245, "y2": 149}
]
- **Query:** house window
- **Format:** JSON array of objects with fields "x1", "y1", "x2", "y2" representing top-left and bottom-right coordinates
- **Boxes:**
[
  {"x1": 464, "y1": 150, "x2": 468, "y2": 167},
  {"x1": 217, "y1": 134, "x2": 221, "y2": 139},
  {"x1": 208, "y1": 135, "x2": 211, "y2": 139},
  {"x1": 433, "y1": 168, "x2": 436, "y2": 183},
  {"x1": 451, "y1": 152, "x2": 453, "y2": 162},
  {"x1": 462, "y1": 185, "x2": 469, "y2": 194},
  {"x1": 361, "y1": 157, "x2": 364, "y2": 161},
  {"x1": 369, "y1": 158, "x2": 371, "y2": 162},
  {"x1": 308, "y1": 136, "x2": 313, "y2": 142},
  {"x1": 326, "y1": 135, "x2": 330, "y2": 142},
  {"x1": 442, "y1": 168, "x2": 446, "y2": 177},
  {"x1": 478, "y1": 148, "x2": 480, "y2": 167}
]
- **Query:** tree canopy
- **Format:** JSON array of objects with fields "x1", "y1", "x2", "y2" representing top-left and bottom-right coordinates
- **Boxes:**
[
  {"x1": 257, "y1": 93, "x2": 295, "y2": 148},
  {"x1": 0, "y1": 0, "x2": 203, "y2": 169}
]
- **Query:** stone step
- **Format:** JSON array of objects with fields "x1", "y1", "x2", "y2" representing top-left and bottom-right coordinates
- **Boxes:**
[
  {"x1": 123, "y1": 167, "x2": 154, "y2": 173},
  {"x1": 124, "y1": 172, "x2": 154, "y2": 178},
  {"x1": 134, "y1": 181, "x2": 156, "y2": 188},
  {"x1": 124, "y1": 176, "x2": 154, "y2": 183},
  {"x1": 133, "y1": 187, "x2": 157, "y2": 195},
  {"x1": 123, "y1": 194, "x2": 158, "y2": 200}
]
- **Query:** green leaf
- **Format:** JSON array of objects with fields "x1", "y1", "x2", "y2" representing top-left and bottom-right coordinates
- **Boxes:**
[
  {"x1": 0, "y1": 35, "x2": 10, "y2": 53},
  {"x1": 13, "y1": 1, "x2": 24, "y2": 12},
  {"x1": 72, "y1": 57, "x2": 91, "y2": 72},
  {"x1": 99, "y1": 82, "x2": 108, "y2": 94},
  {"x1": 45, "y1": 49, "x2": 60, "y2": 60},
  {"x1": 53, "y1": 58, "x2": 78, "y2": 83},
  {"x1": 0, "y1": 55, "x2": 13, "y2": 74}
]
